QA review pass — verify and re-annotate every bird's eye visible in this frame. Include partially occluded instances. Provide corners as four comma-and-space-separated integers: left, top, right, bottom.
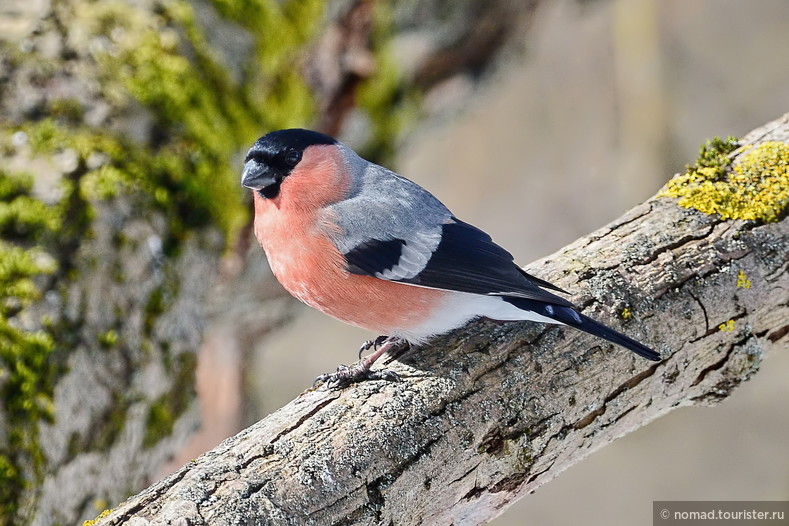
284, 150, 301, 167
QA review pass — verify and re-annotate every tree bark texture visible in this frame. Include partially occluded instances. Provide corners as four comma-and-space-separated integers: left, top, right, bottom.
93, 116, 789, 525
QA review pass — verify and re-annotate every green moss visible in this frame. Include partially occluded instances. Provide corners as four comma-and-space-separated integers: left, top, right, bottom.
93, 401, 128, 452
662, 138, 789, 222
514, 445, 534, 473
98, 329, 118, 349
0, 196, 60, 241
0, 164, 61, 523
0, 454, 25, 522
0, 171, 61, 242
356, 3, 422, 163
143, 287, 165, 336
211, 0, 325, 77
171, 352, 197, 413
0, 244, 55, 312
142, 399, 175, 449
82, 0, 327, 240
48, 98, 85, 123
23, 120, 222, 239
142, 352, 196, 448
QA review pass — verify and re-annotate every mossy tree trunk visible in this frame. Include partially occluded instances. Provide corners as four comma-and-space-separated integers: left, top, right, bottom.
89, 115, 789, 525
0, 1, 542, 524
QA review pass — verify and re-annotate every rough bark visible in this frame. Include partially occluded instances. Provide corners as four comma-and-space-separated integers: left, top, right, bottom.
93, 117, 789, 525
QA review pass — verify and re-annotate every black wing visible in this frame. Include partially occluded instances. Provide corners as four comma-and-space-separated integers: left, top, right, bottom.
345, 238, 406, 276
344, 217, 574, 307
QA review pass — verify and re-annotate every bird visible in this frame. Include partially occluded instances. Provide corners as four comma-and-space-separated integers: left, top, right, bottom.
241, 128, 660, 387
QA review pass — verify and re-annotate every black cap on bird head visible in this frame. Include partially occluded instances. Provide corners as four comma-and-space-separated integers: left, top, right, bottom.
241, 129, 338, 198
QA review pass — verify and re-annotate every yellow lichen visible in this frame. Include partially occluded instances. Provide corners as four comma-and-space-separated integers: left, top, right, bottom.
736, 270, 751, 289
718, 319, 735, 332
82, 508, 111, 526
662, 140, 789, 222
621, 307, 632, 320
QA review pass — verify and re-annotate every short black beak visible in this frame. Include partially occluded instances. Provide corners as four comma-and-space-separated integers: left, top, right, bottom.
241, 159, 277, 191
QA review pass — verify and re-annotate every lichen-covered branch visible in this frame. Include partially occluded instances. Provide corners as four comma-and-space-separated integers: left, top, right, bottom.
92, 116, 789, 525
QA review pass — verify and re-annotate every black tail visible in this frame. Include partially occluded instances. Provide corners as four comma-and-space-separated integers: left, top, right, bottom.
506, 299, 660, 361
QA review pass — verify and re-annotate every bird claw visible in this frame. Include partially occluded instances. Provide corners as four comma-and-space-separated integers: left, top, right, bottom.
313, 363, 401, 390
358, 335, 388, 359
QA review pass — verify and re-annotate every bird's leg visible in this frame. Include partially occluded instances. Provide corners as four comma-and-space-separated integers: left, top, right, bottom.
358, 335, 388, 359
315, 336, 408, 389
382, 339, 412, 364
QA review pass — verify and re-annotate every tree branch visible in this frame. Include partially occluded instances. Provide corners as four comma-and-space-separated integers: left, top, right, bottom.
95, 115, 789, 525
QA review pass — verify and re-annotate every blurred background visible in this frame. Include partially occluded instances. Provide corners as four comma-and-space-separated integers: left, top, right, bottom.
1, 0, 787, 524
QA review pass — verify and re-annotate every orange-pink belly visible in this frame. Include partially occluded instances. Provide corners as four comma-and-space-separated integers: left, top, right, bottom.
256, 204, 444, 335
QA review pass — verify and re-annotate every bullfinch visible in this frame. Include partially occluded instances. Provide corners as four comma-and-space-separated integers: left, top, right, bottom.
242, 129, 660, 387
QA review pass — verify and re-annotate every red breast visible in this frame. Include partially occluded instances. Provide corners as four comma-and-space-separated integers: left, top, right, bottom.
253, 145, 445, 335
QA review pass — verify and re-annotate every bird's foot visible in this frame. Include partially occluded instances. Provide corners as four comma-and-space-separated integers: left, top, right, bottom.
313, 363, 401, 390
315, 336, 407, 389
